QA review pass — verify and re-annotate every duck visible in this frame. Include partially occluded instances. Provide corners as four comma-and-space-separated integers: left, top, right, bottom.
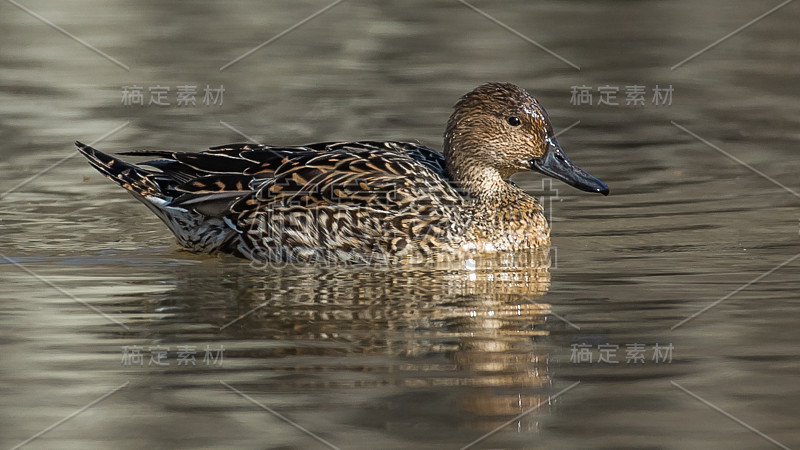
77, 82, 608, 264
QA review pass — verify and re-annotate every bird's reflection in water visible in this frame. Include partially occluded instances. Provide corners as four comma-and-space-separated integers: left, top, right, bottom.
168, 249, 556, 433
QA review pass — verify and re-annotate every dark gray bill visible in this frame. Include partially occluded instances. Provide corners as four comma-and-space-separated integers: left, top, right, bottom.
531, 137, 609, 195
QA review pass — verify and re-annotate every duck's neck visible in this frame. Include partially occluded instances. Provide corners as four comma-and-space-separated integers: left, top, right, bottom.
444, 138, 513, 200
443, 141, 548, 248
450, 164, 518, 204
444, 145, 542, 220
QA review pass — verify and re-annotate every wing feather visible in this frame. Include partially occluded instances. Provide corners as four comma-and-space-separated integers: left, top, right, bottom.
115, 141, 457, 225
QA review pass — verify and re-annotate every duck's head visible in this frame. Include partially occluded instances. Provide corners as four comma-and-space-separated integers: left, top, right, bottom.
444, 82, 609, 196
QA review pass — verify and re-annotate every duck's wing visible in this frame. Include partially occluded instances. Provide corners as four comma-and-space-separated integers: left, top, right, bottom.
121, 141, 456, 219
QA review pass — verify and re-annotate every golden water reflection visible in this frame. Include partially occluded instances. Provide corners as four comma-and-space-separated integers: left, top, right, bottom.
169, 251, 556, 430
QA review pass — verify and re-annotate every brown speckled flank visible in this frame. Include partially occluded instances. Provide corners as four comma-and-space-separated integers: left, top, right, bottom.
77, 83, 609, 264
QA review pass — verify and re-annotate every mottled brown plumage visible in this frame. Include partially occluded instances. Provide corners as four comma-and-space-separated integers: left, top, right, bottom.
76, 83, 608, 264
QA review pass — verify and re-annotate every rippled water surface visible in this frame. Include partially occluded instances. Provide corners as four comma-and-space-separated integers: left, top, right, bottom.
2, 1, 799, 449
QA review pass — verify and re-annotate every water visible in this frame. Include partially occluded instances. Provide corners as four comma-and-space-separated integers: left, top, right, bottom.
2, 1, 799, 448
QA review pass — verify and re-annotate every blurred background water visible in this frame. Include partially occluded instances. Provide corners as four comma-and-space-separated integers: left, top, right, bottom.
1, 0, 799, 448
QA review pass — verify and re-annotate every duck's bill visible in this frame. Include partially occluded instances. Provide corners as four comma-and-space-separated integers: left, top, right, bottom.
531, 137, 609, 195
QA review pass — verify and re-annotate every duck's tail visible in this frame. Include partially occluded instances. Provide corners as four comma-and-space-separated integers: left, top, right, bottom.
76, 141, 165, 200
76, 141, 239, 253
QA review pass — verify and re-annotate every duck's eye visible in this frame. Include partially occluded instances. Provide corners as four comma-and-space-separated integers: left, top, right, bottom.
506, 116, 521, 126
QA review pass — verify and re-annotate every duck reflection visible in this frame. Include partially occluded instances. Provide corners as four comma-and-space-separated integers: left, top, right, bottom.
165, 249, 556, 433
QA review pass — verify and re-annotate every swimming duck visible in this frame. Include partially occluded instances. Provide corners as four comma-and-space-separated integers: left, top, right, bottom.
77, 82, 608, 264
